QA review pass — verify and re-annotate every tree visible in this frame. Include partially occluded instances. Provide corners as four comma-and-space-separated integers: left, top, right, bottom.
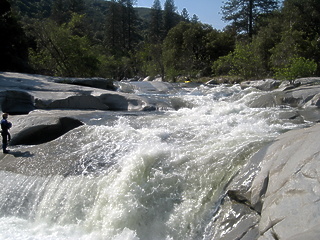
191, 14, 199, 23
0, 0, 30, 72
104, 0, 140, 56
29, 14, 100, 77
273, 56, 317, 83
181, 8, 190, 22
136, 43, 165, 79
148, 0, 163, 43
163, 0, 178, 36
104, 0, 122, 55
221, 0, 279, 38
163, 22, 225, 79
119, 0, 140, 52
51, 0, 66, 24
10, 0, 52, 19
282, 0, 320, 37
279, 0, 320, 72
51, 0, 85, 24
212, 41, 265, 79
251, 11, 283, 73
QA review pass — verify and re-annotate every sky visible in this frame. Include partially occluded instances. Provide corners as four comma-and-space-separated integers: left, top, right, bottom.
136, 0, 226, 30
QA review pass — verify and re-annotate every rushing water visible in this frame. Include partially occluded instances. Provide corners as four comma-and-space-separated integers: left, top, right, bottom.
0, 84, 306, 240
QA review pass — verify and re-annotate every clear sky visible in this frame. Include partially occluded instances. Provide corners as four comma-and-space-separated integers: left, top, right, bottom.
136, 0, 226, 30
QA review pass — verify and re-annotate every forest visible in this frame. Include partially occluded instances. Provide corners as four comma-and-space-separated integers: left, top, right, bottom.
1, 0, 320, 82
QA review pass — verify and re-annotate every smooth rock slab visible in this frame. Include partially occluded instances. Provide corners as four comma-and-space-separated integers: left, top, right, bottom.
217, 124, 320, 240
256, 124, 320, 239
0, 72, 155, 112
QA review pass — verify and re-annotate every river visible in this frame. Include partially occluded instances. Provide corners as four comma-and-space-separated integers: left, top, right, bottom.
0, 83, 306, 240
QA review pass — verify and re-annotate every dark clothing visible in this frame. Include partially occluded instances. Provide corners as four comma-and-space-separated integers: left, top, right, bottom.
1, 119, 11, 153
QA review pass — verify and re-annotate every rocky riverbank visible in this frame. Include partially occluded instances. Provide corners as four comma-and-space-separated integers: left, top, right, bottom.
210, 123, 320, 240
1, 72, 320, 239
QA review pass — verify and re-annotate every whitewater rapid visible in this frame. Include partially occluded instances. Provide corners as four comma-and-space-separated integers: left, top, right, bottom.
0, 84, 306, 240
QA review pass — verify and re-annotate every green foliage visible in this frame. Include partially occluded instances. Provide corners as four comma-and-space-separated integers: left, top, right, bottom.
213, 41, 265, 80
163, 0, 178, 35
9, 0, 52, 19
136, 43, 164, 79
273, 56, 317, 83
252, 11, 283, 72
221, 0, 279, 37
163, 22, 234, 80
6, 0, 320, 81
148, 0, 163, 43
29, 14, 100, 77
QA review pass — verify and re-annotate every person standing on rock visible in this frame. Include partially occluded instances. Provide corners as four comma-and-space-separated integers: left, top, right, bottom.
1, 113, 12, 154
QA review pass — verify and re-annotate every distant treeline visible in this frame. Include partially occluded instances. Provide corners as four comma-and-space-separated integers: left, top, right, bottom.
1, 0, 319, 81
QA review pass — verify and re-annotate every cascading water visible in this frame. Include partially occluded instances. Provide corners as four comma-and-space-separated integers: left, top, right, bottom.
0, 84, 307, 240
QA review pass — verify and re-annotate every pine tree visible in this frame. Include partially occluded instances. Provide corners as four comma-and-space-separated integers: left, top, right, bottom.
148, 0, 163, 43
222, 0, 279, 38
105, 0, 122, 54
181, 8, 190, 22
191, 14, 199, 23
163, 0, 178, 36
119, 0, 140, 52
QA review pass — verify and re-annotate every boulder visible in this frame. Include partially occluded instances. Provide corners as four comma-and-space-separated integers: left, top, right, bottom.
10, 117, 83, 145
98, 92, 151, 111
214, 124, 320, 240
240, 79, 281, 91
256, 125, 320, 239
298, 108, 320, 123
36, 95, 109, 110
282, 85, 320, 107
304, 93, 320, 108
246, 84, 320, 114
246, 91, 285, 108
0, 90, 35, 114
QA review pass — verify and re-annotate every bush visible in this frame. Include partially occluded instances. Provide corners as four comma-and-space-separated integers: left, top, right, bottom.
212, 41, 265, 80
273, 56, 317, 84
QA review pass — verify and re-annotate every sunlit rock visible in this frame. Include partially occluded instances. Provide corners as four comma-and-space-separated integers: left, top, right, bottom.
256, 124, 320, 239
240, 79, 281, 91
36, 95, 109, 110
218, 124, 320, 240
0, 72, 155, 112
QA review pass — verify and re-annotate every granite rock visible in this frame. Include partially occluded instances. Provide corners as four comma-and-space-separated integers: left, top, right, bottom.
216, 124, 320, 240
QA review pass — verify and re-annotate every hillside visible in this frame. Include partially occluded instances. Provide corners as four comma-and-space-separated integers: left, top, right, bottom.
10, 0, 172, 32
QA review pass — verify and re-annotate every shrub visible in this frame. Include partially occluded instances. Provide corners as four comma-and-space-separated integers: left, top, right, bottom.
273, 56, 317, 84
212, 41, 265, 80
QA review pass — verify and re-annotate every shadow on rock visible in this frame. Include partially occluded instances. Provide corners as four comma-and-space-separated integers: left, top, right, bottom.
10, 117, 83, 145
7, 151, 34, 158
